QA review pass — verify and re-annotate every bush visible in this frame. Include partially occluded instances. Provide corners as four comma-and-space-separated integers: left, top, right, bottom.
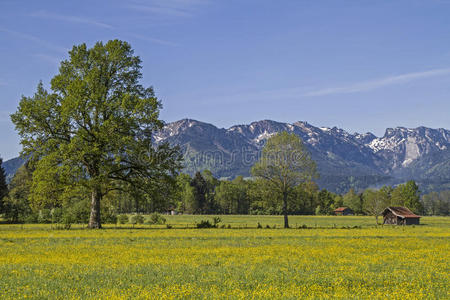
212, 217, 221, 226
196, 217, 222, 228
130, 214, 145, 225
103, 212, 117, 224
48, 207, 73, 230
2, 190, 32, 224
38, 209, 52, 223
196, 219, 215, 228
101, 204, 117, 224
118, 214, 129, 224
51, 208, 63, 224
257, 222, 263, 229
315, 206, 322, 215
64, 201, 90, 224
60, 213, 73, 230
148, 213, 166, 225
49, 199, 90, 226
24, 213, 38, 224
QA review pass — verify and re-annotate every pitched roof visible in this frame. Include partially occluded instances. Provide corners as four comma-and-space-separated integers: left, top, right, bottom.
383, 206, 421, 218
334, 207, 350, 212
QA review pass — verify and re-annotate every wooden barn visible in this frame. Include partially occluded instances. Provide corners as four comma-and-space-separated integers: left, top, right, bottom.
382, 207, 421, 225
334, 207, 354, 216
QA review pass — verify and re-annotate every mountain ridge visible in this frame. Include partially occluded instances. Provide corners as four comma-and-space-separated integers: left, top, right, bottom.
4, 119, 450, 193
153, 119, 450, 193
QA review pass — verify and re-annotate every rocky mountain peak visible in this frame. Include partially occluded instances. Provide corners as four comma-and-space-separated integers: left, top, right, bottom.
5, 119, 449, 193
354, 132, 377, 145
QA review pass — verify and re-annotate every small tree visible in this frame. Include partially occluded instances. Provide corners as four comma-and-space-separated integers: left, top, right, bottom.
343, 188, 363, 214
3, 164, 33, 223
251, 132, 317, 228
190, 172, 208, 214
0, 158, 8, 214
316, 189, 335, 215
363, 188, 390, 225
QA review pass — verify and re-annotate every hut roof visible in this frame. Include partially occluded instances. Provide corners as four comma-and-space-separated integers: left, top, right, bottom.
382, 207, 420, 218
334, 207, 350, 212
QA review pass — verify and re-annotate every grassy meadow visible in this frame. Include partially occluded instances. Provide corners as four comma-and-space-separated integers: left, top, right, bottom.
0, 216, 448, 299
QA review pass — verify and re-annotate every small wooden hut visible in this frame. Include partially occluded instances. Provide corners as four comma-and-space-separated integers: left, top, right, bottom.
382, 207, 420, 225
334, 207, 354, 216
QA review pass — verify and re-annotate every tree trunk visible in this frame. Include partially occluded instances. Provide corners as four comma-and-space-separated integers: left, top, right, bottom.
375, 214, 379, 225
283, 192, 289, 228
88, 187, 102, 229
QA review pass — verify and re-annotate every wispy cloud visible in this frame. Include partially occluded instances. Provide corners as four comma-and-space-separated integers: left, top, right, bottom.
127, 0, 208, 17
129, 33, 179, 47
29, 10, 113, 29
0, 27, 67, 53
32, 53, 62, 65
304, 68, 450, 97
198, 67, 450, 105
128, 4, 192, 17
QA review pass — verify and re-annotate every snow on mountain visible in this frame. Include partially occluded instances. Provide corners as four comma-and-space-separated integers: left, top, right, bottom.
363, 126, 450, 169
155, 119, 450, 173
5, 119, 450, 193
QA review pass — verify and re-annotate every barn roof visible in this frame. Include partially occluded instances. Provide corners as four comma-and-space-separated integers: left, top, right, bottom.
382, 207, 421, 218
334, 207, 350, 212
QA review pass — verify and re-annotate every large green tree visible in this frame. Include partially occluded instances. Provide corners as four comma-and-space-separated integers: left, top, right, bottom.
11, 40, 182, 228
251, 132, 318, 228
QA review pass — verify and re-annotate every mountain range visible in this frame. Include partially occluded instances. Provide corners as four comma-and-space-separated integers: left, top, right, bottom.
152, 119, 450, 193
4, 119, 450, 194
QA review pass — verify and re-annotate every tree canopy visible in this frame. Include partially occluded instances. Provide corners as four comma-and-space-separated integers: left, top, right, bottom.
2, 164, 32, 223
251, 132, 318, 228
11, 40, 182, 228
363, 187, 391, 224
391, 180, 423, 214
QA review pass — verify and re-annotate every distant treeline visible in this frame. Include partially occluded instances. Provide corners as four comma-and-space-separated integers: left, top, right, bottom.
1, 162, 447, 225
166, 171, 447, 217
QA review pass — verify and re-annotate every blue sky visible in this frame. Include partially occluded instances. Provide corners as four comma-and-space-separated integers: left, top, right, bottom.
1, 0, 450, 160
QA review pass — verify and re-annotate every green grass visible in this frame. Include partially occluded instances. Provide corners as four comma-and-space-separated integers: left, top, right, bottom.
0, 216, 448, 299
114, 214, 449, 229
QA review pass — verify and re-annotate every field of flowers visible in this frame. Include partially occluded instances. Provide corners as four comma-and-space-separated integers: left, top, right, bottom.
0, 216, 448, 299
